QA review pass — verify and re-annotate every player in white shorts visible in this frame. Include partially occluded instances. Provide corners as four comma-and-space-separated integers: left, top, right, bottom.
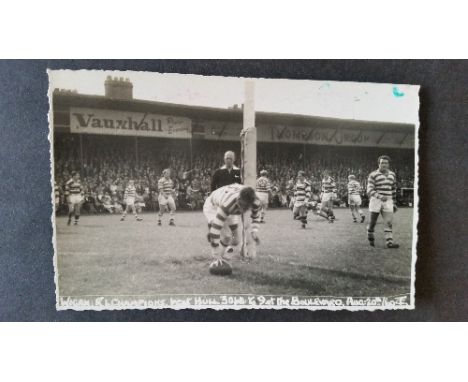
366, 155, 399, 248
65, 172, 84, 226
292, 171, 311, 229
204, 184, 261, 265
157, 169, 176, 226
256, 170, 271, 223
120, 179, 143, 221
318, 171, 337, 223
347, 175, 365, 223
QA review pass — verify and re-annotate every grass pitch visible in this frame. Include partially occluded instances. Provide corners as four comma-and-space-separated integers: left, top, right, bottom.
55, 207, 414, 300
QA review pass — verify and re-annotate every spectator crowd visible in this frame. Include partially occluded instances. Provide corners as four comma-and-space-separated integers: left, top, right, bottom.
54, 136, 415, 214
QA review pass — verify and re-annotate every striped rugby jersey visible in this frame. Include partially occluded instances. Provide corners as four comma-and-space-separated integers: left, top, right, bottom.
256, 176, 271, 193
208, 184, 261, 247
158, 177, 174, 196
347, 180, 362, 195
54, 183, 60, 198
124, 185, 137, 199
367, 170, 396, 201
294, 180, 311, 202
321, 177, 337, 193
65, 179, 82, 195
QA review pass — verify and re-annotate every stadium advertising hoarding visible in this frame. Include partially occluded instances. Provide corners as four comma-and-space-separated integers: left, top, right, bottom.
263, 125, 414, 148
203, 120, 414, 149
69, 107, 192, 139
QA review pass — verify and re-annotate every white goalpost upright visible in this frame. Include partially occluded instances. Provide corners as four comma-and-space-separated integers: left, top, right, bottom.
240, 80, 257, 259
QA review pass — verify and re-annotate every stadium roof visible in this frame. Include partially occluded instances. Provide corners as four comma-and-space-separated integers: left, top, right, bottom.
53, 91, 415, 133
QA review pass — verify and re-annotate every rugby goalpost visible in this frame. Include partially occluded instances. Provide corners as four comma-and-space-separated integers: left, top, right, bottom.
240, 80, 257, 259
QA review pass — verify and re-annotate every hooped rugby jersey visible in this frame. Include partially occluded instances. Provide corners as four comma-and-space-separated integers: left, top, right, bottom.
294, 180, 311, 202
124, 184, 137, 200
208, 184, 261, 247
65, 178, 83, 196
158, 177, 174, 196
256, 176, 271, 193
54, 183, 60, 199
367, 170, 396, 202
347, 180, 362, 195
321, 177, 337, 194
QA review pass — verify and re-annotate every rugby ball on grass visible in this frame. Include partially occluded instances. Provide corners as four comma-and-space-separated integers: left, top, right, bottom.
209, 260, 232, 276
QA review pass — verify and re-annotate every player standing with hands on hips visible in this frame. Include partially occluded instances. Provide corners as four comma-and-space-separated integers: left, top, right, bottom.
120, 179, 143, 222
157, 169, 176, 226
366, 155, 399, 248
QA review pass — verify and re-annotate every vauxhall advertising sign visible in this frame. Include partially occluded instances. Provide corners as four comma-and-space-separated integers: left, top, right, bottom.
69, 107, 192, 139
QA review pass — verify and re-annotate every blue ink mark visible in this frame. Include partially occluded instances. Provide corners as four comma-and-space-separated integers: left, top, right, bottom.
392, 86, 405, 97
319, 82, 331, 90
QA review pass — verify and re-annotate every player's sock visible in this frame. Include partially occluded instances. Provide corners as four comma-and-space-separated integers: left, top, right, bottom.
358, 209, 365, 223
367, 227, 375, 246
367, 212, 379, 246
220, 240, 234, 258
206, 223, 212, 242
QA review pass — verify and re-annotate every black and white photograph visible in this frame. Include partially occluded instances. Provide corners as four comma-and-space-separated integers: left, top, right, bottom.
49, 69, 419, 310
2, 0, 468, 379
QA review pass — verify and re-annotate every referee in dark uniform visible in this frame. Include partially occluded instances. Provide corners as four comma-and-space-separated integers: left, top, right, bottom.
211, 151, 242, 191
